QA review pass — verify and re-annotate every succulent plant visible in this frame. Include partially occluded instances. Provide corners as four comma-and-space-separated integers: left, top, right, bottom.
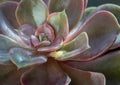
0, 0, 120, 85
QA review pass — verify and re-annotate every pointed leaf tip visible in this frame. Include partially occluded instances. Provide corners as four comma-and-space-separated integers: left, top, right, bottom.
16, 0, 48, 27
49, 0, 85, 30
48, 10, 69, 38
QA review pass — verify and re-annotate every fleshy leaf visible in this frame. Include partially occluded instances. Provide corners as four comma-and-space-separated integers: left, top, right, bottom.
48, 0, 84, 30
9, 48, 47, 68
0, 2, 26, 46
0, 63, 16, 79
16, 0, 48, 27
0, 35, 19, 78
21, 59, 71, 85
66, 10, 120, 61
89, 4, 120, 24
37, 35, 63, 52
0, 1, 19, 29
18, 24, 35, 46
66, 50, 120, 80
48, 10, 69, 38
0, 68, 27, 85
110, 33, 120, 49
21, 64, 48, 85
46, 59, 71, 85
61, 64, 106, 85
35, 23, 55, 42
0, 34, 19, 63
69, 7, 96, 37
50, 32, 90, 61
0, 34, 19, 51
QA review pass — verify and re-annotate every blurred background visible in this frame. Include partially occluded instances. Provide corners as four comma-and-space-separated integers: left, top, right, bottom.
0, 0, 120, 6
88, 0, 120, 6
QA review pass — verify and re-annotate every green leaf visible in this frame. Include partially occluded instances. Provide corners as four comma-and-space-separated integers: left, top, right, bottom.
9, 48, 47, 69
49, 0, 84, 30
48, 10, 69, 37
16, 0, 48, 27
50, 32, 90, 61
0, 34, 20, 63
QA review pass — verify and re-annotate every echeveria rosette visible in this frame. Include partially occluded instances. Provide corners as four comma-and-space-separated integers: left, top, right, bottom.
0, 0, 120, 85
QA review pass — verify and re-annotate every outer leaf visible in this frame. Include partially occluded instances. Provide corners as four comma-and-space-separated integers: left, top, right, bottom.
66, 11, 120, 61
61, 63, 106, 85
89, 4, 120, 24
16, 0, 48, 27
0, 34, 20, 63
48, 11, 69, 38
0, 68, 27, 85
64, 7, 96, 42
50, 32, 90, 61
0, 2, 26, 46
48, 0, 84, 30
66, 50, 120, 80
46, 59, 71, 85
21, 64, 48, 85
0, 1, 19, 28
9, 48, 47, 68
21, 59, 71, 85
0, 63, 16, 80
0, 34, 19, 51
110, 33, 120, 49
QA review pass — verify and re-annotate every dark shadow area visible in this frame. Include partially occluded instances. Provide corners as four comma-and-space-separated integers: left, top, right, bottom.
88, 0, 120, 7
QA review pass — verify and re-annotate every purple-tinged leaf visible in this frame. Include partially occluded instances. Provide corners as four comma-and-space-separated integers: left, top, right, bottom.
61, 63, 106, 85
16, 0, 48, 27
0, 1, 19, 29
48, 0, 84, 30
21, 59, 71, 85
110, 33, 120, 49
66, 50, 120, 80
50, 32, 90, 61
0, 2, 27, 46
66, 7, 96, 38
18, 24, 35, 47
48, 11, 69, 38
21, 64, 48, 85
30, 35, 40, 47
66, 11, 120, 61
89, 4, 120, 24
9, 48, 47, 69
43, 0, 49, 5
0, 67, 28, 85
37, 36, 63, 52
46, 59, 71, 85
35, 23, 55, 42
90, 4, 120, 49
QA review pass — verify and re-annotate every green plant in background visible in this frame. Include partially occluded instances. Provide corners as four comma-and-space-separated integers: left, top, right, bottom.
0, 0, 120, 85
